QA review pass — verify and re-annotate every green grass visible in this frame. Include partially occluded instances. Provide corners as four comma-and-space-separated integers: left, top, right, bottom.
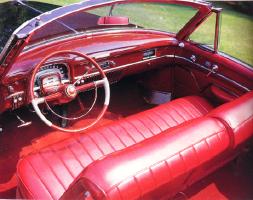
28, 1, 253, 66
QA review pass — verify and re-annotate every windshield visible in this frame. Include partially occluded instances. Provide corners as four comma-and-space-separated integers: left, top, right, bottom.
0, 1, 59, 54
0, 1, 198, 57
26, 2, 198, 48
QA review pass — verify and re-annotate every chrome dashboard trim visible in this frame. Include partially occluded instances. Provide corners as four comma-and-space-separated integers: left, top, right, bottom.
5, 91, 25, 100
34, 63, 70, 92
74, 54, 175, 80
32, 54, 249, 93
174, 55, 250, 92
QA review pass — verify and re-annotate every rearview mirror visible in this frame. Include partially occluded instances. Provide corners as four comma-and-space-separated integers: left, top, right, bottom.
97, 16, 129, 25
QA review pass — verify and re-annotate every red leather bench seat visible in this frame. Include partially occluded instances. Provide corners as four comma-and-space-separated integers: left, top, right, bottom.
68, 91, 253, 200
17, 96, 212, 200
66, 91, 253, 200
76, 117, 230, 200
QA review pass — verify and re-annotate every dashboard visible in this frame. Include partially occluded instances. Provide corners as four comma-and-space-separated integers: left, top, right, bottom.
0, 31, 178, 113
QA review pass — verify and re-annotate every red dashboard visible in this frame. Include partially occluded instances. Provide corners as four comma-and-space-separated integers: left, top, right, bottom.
0, 30, 178, 113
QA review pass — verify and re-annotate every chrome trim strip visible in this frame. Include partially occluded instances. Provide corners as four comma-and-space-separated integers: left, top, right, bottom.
5, 91, 25, 100
175, 56, 250, 92
74, 55, 175, 80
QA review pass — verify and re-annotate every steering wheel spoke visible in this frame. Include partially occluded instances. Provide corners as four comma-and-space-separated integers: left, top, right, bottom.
76, 79, 106, 93
45, 92, 63, 102
76, 82, 96, 93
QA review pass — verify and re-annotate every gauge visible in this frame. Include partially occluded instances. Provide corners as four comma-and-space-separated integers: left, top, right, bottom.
38, 63, 69, 80
34, 63, 70, 91
40, 73, 61, 95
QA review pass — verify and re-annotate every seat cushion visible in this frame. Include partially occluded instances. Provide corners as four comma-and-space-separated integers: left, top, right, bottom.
17, 96, 213, 200
74, 117, 230, 200
209, 91, 253, 148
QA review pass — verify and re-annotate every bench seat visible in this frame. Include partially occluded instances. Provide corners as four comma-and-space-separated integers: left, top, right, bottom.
17, 96, 213, 200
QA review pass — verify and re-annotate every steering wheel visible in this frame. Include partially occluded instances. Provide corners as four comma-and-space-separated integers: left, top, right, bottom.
29, 50, 110, 133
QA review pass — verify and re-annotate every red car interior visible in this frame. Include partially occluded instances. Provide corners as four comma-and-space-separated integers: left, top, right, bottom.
0, 0, 253, 199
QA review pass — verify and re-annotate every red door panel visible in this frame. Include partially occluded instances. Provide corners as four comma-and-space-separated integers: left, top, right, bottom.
174, 42, 253, 102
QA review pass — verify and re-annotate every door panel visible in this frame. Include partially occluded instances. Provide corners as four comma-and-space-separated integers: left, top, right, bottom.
174, 42, 253, 102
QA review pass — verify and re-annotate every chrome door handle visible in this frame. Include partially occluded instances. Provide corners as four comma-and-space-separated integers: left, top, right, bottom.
207, 64, 219, 77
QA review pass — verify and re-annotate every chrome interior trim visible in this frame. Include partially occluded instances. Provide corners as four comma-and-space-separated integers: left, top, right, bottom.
74, 55, 175, 80
174, 56, 250, 92
5, 91, 25, 100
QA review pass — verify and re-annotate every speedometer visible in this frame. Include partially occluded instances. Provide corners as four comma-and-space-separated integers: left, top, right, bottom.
40, 73, 61, 94
38, 63, 69, 80
34, 63, 70, 92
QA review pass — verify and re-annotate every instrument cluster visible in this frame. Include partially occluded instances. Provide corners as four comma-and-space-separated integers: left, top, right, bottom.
34, 63, 70, 94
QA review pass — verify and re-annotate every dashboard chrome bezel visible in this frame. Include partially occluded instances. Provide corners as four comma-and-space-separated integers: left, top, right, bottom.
34, 62, 70, 92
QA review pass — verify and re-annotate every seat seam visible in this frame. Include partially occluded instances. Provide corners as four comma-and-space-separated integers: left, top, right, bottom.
39, 152, 67, 190
157, 108, 179, 126
49, 146, 75, 178
86, 133, 107, 156
189, 97, 209, 113
106, 126, 128, 147
179, 152, 188, 171
118, 123, 138, 143
181, 99, 204, 117
66, 145, 86, 169
27, 160, 55, 200
123, 120, 146, 140
133, 175, 143, 198
96, 130, 117, 152
137, 117, 156, 135
152, 109, 172, 128
168, 104, 188, 122
174, 101, 197, 119
144, 113, 163, 132
124, 119, 147, 140
164, 160, 173, 179
74, 137, 95, 161
191, 145, 201, 165
149, 167, 159, 188
135, 118, 154, 136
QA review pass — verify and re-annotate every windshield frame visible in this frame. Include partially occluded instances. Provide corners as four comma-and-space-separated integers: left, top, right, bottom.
0, 0, 212, 68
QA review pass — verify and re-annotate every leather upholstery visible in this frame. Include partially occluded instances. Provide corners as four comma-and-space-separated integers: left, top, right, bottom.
77, 117, 229, 200
64, 91, 253, 200
209, 90, 253, 148
16, 96, 212, 200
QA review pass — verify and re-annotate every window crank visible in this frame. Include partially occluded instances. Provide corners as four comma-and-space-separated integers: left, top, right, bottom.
207, 64, 219, 77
